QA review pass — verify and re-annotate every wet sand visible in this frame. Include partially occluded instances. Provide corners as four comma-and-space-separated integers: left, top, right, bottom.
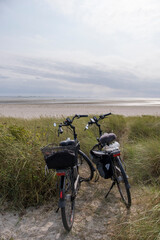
0, 98, 160, 118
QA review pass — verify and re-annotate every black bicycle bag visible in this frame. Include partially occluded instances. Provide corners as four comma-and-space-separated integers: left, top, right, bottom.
41, 144, 78, 170
45, 150, 76, 170
90, 150, 113, 179
97, 155, 113, 179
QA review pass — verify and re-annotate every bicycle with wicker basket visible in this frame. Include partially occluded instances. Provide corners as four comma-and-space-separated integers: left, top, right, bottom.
41, 114, 95, 231
85, 113, 131, 209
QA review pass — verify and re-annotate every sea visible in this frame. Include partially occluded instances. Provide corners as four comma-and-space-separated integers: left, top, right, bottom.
0, 96, 160, 107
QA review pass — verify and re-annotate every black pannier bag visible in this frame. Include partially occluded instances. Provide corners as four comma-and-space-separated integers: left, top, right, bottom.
90, 151, 113, 179
97, 155, 113, 179
41, 144, 77, 170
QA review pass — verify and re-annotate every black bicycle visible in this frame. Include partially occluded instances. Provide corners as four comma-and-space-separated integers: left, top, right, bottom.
85, 113, 131, 208
41, 114, 95, 231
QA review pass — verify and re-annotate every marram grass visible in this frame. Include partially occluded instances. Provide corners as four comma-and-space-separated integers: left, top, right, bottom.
124, 139, 160, 185
0, 115, 160, 209
111, 187, 160, 240
0, 122, 57, 208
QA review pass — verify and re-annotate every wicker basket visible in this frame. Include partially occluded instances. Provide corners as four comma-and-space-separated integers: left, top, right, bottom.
41, 144, 77, 170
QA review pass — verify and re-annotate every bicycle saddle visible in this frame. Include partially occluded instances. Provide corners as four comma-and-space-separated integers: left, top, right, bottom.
99, 133, 117, 146
59, 138, 76, 146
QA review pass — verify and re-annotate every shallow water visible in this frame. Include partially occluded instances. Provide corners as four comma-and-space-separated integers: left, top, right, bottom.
0, 97, 160, 118
0, 97, 160, 106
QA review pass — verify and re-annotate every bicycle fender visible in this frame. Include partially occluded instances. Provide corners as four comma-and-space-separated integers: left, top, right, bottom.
58, 199, 65, 208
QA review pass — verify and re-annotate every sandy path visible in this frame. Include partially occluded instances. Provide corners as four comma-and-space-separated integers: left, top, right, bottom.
0, 180, 132, 240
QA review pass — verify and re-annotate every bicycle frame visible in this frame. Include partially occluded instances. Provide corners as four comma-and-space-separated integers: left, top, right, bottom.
86, 113, 131, 208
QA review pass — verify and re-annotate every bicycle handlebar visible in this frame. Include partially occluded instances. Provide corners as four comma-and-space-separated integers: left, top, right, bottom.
84, 113, 112, 134
57, 114, 88, 138
64, 114, 88, 125
87, 113, 111, 125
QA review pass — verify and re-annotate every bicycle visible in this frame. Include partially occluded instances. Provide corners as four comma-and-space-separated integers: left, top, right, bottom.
85, 113, 131, 208
41, 114, 95, 231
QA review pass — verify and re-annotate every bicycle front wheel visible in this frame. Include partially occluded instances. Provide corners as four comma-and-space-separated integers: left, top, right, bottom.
61, 172, 75, 231
78, 150, 94, 182
113, 156, 131, 208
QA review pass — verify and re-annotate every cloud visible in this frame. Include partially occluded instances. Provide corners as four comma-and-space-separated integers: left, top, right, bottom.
0, 1, 160, 98
0, 53, 160, 98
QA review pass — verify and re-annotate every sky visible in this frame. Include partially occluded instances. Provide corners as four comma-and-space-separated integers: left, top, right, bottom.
0, 0, 160, 98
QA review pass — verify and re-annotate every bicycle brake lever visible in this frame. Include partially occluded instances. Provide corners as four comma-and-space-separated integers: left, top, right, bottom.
84, 124, 89, 130
58, 126, 63, 136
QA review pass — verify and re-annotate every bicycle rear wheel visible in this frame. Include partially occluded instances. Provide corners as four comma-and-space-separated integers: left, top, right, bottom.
78, 150, 94, 182
61, 172, 75, 231
113, 156, 131, 208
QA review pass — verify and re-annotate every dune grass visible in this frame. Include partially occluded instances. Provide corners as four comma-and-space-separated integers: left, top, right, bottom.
0, 115, 159, 205
0, 115, 160, 239
0, 119, 57, 208
112, 186, 160, 240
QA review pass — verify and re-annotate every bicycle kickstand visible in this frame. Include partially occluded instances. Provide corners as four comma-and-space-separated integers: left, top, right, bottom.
55, 207, 59, 213
105, 181, 116, 199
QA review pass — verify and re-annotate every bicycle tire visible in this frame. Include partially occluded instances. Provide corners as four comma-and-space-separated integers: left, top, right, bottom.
61, 173, 75, 231
78, 150, 94, 182
113, 156, 131, 208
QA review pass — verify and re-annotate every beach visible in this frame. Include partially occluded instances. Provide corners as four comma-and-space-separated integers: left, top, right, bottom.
0, 98, 160, 118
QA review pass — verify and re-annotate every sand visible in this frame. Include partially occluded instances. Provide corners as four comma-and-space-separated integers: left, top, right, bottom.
0, 181, 135, 240
0, 98, 160, 118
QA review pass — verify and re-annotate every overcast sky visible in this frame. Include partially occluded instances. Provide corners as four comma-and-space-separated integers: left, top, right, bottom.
0, 0, 160, 98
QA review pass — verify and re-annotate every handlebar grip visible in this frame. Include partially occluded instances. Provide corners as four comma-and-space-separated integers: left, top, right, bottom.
77, 115, 88, 118
80, 115, 88, 117
104, 112, 111, 117
100, 112, 111, 119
